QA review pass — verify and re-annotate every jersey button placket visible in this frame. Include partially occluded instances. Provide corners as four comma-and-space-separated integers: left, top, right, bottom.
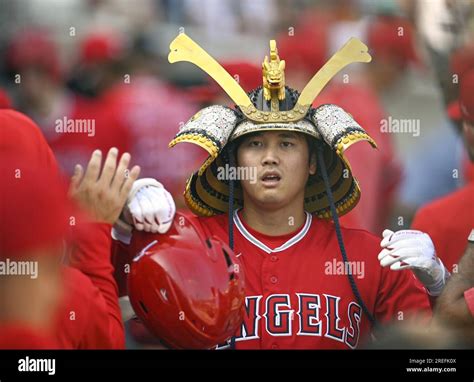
262, 251, 278, 293
269, 254, 278, 285
262, 252, 280, 349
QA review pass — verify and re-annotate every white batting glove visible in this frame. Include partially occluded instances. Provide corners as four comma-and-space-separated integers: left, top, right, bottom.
378, 229, 450, 296
112, 178, 176, 244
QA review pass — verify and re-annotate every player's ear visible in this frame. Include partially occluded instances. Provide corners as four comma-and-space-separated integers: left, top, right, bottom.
305, 135, 317, 175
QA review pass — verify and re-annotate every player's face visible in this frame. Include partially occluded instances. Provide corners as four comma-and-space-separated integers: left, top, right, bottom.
236, 131, 316, 210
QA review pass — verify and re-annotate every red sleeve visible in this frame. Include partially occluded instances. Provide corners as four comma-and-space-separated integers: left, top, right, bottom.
67, 222, 124, 348
375, 263, 432, 323
0, 325, 58, 349
77, 274, 124, 349
464, 287, 474, 317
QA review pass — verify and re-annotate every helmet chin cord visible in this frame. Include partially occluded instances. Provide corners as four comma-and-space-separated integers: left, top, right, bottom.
316, 142, 376, 327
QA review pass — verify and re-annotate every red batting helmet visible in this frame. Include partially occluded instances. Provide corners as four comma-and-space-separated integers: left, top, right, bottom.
128, 213, 245, 349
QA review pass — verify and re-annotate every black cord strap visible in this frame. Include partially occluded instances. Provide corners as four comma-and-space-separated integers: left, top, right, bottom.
316, 143, 376, 327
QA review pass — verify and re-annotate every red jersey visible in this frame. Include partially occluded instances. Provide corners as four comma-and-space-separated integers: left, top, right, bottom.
1, 109, 124, 349
411, 183, 474, 273
0, 325, 58, 349
119, 210, 431, 349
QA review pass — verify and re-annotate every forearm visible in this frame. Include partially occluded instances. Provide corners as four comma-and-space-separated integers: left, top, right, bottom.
435, 243, 474, 326
457, 243, 474, 283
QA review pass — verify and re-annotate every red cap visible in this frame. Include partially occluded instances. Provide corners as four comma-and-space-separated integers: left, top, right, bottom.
80, 33, 124, 65
367, 16, 419, 68
6, 29, 61, 81
0, 110, 72, 257
448, 46, 474, 121
188, 61, 261, 104
278, 22, 328, 75
460, 68, 474, 123
276, 9, 330, 76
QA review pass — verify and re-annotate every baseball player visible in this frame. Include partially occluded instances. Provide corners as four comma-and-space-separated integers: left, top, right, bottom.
0, 109, 153, 348
113, 34, 431, 349
410, 68, 474, 274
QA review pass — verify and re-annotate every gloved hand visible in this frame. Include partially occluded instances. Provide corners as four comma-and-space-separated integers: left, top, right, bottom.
378, 229, 450, 296
112, 178, 176, 244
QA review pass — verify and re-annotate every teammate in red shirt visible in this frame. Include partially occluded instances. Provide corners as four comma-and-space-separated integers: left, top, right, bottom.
113, 34, 432, 349
411, 184, 474, 274
412, 69, 474, 273
1, 109, 141, 348
382, 68, 474, 281
377, 66, 474, 307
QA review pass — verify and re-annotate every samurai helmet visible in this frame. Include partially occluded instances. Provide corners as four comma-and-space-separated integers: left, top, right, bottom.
168, 33, 377, 219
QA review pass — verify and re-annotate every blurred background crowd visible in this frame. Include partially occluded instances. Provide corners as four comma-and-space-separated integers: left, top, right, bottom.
0, 0, 473, 236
